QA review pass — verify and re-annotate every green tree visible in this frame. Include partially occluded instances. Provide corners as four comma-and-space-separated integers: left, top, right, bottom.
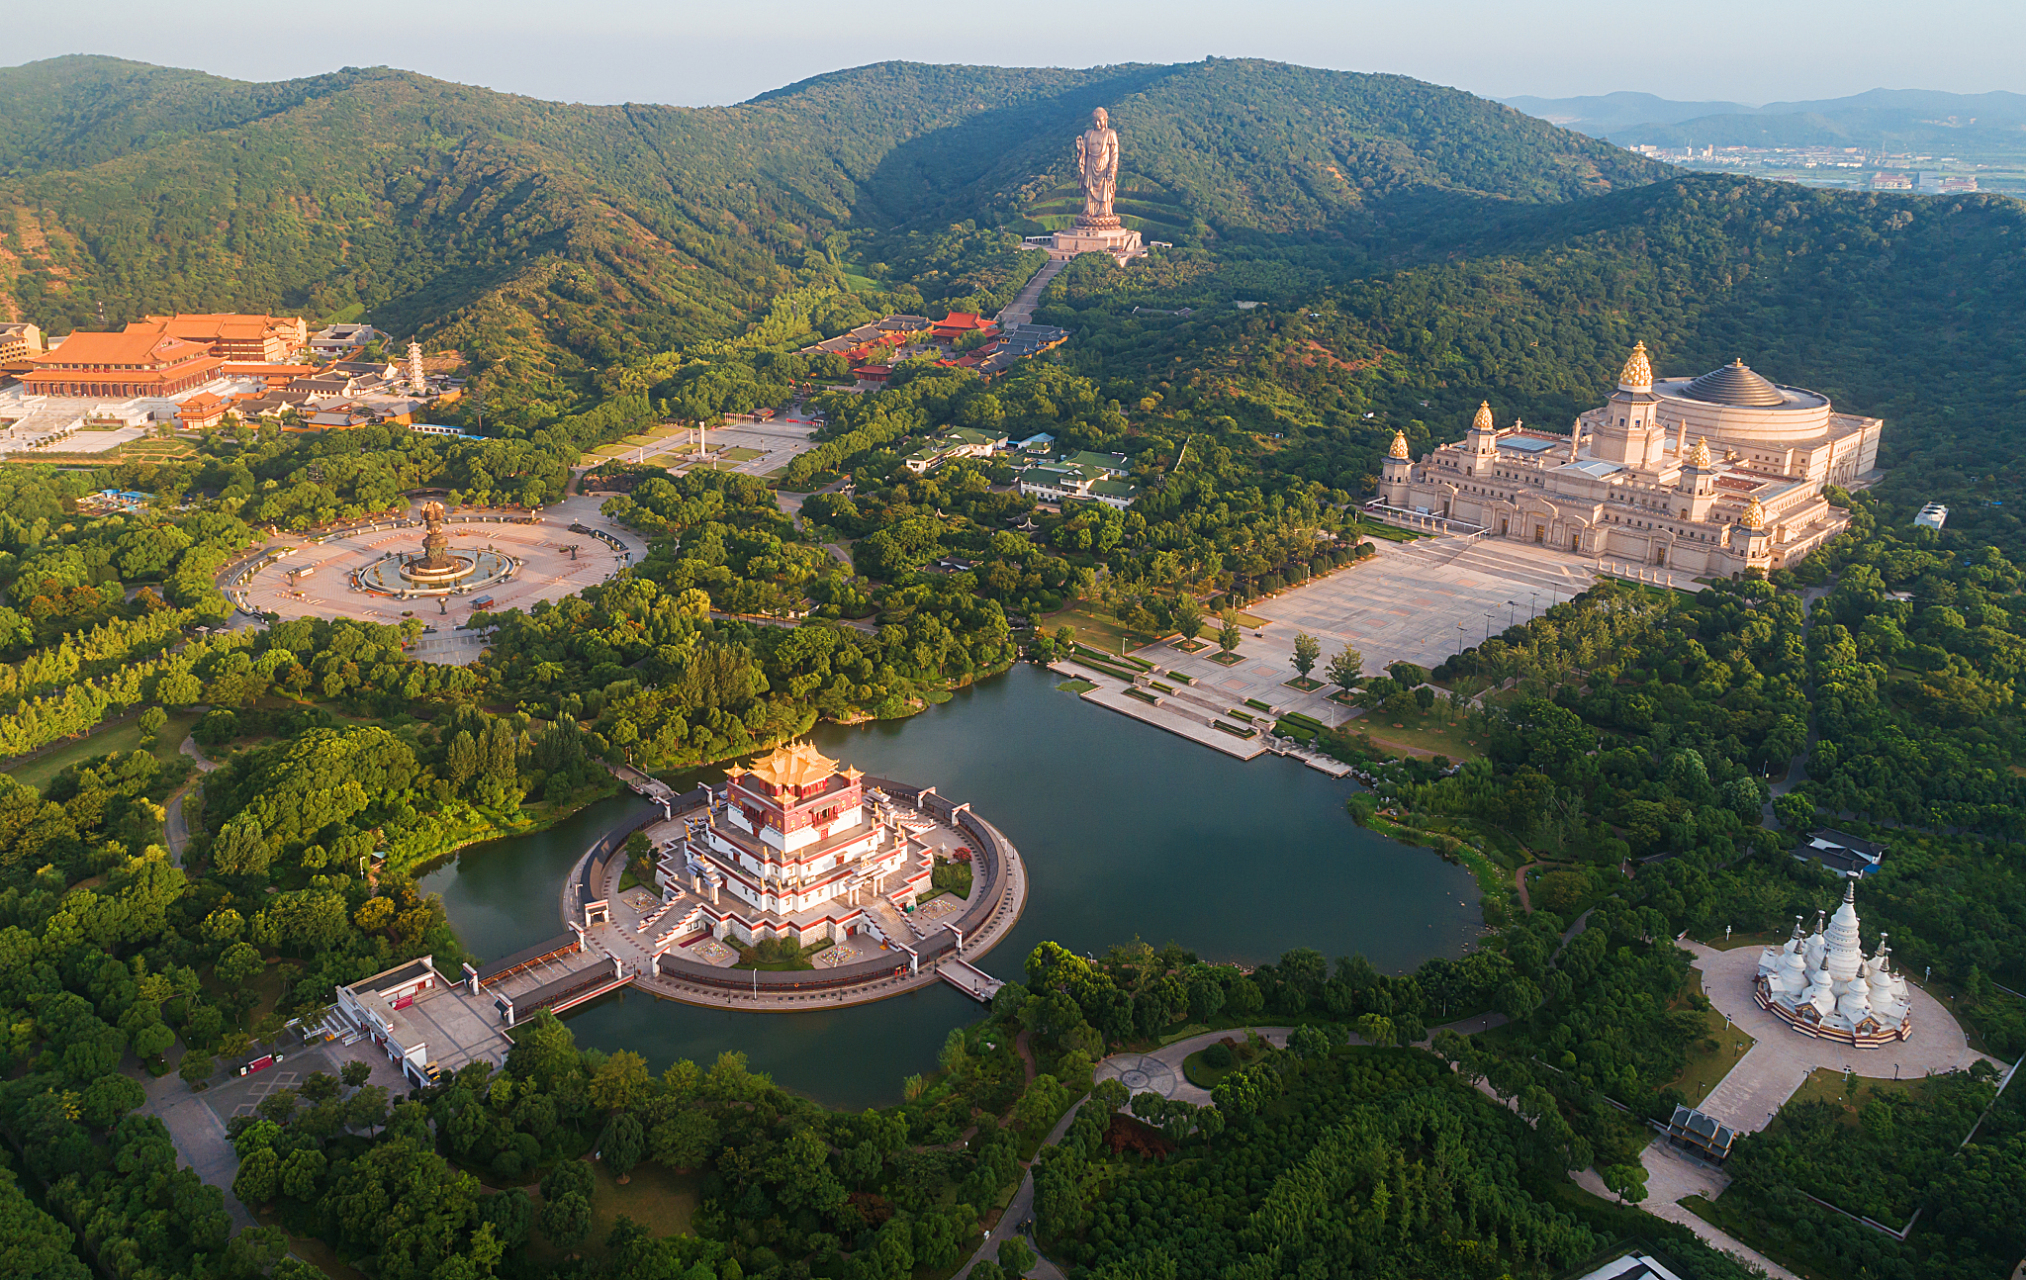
234, 1146, 280, 1206
602, 1112, 646, 1183
179, 1049, 215, 1089
217, 941, 265, 988
138, 705, 167, 744
998, 1236, 1037, 1277
1290, 632, 1321, 680
1324, 645, 1363, 691
1217, 610, 1243, 655
1173, 596, 1205, 642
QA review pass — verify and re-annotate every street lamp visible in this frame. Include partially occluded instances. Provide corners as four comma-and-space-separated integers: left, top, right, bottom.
1506, 599, 1517, 627
1530, 591, 1538, 618
1484, 612, 1494, 643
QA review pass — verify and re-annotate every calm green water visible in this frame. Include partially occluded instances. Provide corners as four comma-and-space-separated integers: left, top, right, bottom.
421, 663, 1481, 1108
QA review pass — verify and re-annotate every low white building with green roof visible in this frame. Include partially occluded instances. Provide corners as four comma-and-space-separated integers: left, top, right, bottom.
903, 425, 1009, 474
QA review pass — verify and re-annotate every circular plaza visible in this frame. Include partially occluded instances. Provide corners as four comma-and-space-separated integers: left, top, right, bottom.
562, 745, 1029, 1011
229, 493, 635, 637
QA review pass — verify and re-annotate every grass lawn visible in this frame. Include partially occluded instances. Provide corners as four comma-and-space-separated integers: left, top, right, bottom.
1055, 678, 1097, 694
1679, 1195, 1840, 1280
1785, 1065, 1924, 1118
11, 708, 203, 794
1282, 676, 1324, 692
1208, 651, 1245, 666
1665, 972, 1756, 1108
586, 1160, 699, 1246
1694, 928, 1787, 951
1182, 1047, 1237, 1090
1342, 710, 1484, 761
1040, 603, 1157, 655
721, 446, 766, 461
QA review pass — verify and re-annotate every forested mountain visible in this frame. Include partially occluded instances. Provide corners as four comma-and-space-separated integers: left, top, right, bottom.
0, 55, 1662, 414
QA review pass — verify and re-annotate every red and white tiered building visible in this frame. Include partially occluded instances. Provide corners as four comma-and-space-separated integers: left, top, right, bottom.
664, 742, 931, 946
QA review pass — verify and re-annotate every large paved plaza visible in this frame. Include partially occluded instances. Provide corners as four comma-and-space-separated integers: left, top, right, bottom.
1248, 535, 1627, 677
606, 413, 822, 479
238, 491, 635, 654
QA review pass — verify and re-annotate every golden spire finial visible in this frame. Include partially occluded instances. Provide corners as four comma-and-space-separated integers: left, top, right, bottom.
1618, 340, 1653, 389
1388, 429, 1409, 459
1472, 401, 1494, 431
1740, 496, 1768, 531
1688, 436, 1711, 468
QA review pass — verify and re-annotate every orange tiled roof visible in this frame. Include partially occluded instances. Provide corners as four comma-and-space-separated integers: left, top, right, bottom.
32, 328, 210, 368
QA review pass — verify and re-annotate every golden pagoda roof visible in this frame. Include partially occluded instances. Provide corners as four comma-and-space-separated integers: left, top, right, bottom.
1688, 436, 1712, 468
1388, 429, 1410, 459
1471, 401, 1494, 431
1618, 340, 1653, 389
725, 741, 854, 790
1740, 496, 1768, 531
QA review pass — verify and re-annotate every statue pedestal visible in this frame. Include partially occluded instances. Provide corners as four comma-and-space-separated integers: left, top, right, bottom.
1049, 225, 1145, 264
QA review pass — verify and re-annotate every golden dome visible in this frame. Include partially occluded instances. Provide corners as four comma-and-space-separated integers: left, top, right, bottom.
1388, 430, 1410, 459
1688, 436, 1711, 468
1471, 401, 1494, 431
1618, 341, 1653, 390
1740, 496, 1768, 531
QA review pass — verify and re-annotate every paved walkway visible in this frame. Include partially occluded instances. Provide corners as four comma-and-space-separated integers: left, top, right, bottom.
164, 734, 220, 868
1579, 1142, 1802, 1280
994, 260, 1066, 330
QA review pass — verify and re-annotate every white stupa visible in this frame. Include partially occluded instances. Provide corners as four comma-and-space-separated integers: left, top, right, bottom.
1755, 878, 1912, 1045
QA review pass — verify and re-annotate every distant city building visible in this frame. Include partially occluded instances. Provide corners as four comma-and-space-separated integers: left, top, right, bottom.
1919, 172, 1978, 193
1377, 343, 1882, 577
1914, 502, 1949, 530
1870, 171, 1914, 190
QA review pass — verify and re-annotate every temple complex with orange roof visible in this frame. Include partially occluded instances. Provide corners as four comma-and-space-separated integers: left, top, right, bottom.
19, 327, 226, 398
1374, 342, 1883, 577
662, 742, 932, 947
142, 312, 308, 363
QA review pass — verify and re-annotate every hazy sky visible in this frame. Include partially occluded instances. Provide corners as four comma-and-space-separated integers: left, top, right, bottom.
19, 0, 2025, 106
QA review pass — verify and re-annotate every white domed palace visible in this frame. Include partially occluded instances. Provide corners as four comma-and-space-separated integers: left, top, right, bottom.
1755, 880, 1913, 1046
1374, 342, 1883, 577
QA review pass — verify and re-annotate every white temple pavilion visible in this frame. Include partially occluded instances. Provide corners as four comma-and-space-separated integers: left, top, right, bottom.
1755, 879, 1912, 1046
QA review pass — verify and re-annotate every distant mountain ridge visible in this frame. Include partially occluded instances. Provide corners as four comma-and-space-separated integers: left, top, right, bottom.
1503, 86, 2026, 151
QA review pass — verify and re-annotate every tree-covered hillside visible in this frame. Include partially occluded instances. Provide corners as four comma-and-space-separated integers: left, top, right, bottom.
0, 55, 1664, 415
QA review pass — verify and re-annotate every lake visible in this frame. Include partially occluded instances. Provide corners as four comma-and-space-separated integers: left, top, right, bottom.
420, 662, 1482, 1107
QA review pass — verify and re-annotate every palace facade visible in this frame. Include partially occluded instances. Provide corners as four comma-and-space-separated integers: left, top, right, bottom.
666, 742, 932, 946
1376, 343, 1883, 576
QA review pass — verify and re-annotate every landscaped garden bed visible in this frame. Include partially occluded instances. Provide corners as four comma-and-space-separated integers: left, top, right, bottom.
1209, 651, 1245, 666
1124, 687, 1161, 705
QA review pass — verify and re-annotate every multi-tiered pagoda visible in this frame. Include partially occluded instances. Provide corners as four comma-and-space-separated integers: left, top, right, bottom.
670, 742, 930, 946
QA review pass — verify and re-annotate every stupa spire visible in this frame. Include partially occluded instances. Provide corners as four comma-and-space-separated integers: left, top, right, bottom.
1618, 340, 1653, 390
